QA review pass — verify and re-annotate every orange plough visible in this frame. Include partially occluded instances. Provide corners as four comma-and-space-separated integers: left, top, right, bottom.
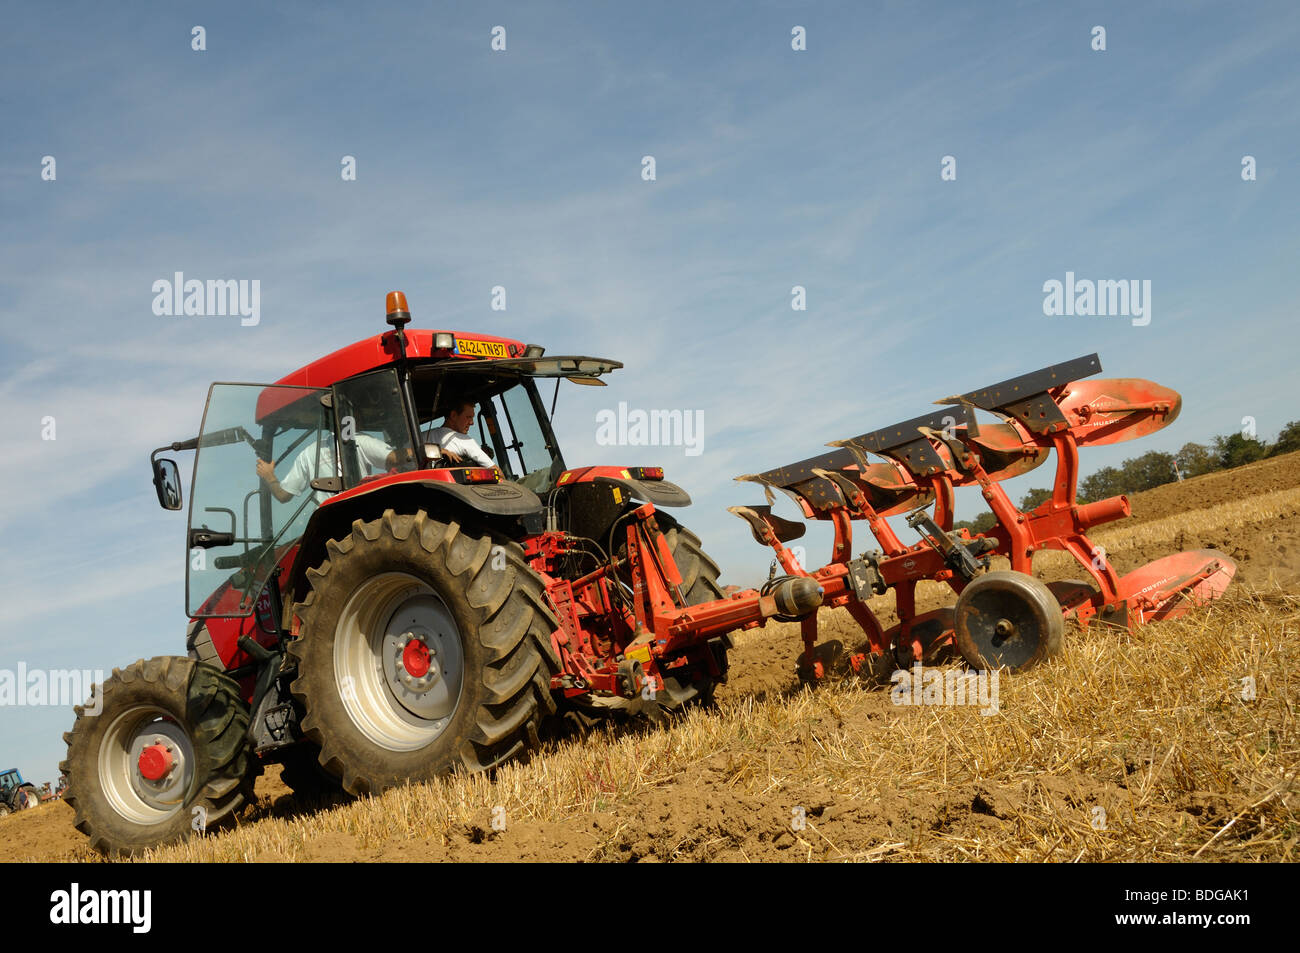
734, 354, 1235, 676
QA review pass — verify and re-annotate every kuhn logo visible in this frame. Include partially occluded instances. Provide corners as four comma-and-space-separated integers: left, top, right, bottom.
1076, 394, 1143, 429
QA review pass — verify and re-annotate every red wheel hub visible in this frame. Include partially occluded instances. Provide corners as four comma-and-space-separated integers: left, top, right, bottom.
402, 638, 431, 678
137, 743, 173, 781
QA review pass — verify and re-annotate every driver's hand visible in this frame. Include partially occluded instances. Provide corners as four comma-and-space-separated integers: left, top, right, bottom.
255, 458, 277, 483
441, 449, 464, 465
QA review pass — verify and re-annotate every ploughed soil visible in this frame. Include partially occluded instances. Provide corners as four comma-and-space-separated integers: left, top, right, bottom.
1116, 452, 1299, 526
0, 800, 81, 860
6, 452, 1297, 862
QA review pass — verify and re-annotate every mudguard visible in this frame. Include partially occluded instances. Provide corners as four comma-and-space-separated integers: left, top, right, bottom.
592, 475, 691, 508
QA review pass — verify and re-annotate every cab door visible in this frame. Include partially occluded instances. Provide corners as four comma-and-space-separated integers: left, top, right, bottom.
186, 383, 330, 618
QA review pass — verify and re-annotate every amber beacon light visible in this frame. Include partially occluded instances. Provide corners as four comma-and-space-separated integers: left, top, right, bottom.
385, 290, 411, 329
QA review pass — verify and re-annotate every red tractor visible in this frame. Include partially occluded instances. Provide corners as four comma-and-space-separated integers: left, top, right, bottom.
62, 292, 822, 855
62, 293, 1234, 855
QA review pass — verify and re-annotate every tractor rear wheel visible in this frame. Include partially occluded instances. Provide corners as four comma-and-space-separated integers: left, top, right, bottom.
60, 656, 256, 856
288, 510, 561, 797
662, 517, 726, 604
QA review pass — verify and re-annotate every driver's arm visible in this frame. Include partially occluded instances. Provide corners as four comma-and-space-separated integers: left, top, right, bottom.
422, 427, 492, 468
256, 458, 295, 503
447, 434, 493, 468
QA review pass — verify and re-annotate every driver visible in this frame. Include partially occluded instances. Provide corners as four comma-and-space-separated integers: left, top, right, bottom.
256, 432, 396, 503
424, 400, 493, 467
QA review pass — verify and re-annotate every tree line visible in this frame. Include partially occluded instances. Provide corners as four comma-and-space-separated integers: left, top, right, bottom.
953, 420, 1300, 533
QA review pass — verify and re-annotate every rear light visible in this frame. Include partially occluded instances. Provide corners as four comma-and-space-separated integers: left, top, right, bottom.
630, 466, 664, 481
433, 332, 455, 351
454, 467, 501, 485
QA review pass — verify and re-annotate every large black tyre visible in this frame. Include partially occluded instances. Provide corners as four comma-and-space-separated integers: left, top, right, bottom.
288, 509, 561, 796
661, 517, 726, 604
60, 656, 256, 856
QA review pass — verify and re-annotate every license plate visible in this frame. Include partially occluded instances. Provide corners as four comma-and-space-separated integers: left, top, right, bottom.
456, 338, 509, 358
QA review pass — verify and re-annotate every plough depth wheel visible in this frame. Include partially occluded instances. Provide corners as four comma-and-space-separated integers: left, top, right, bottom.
954, 571, 1064, 671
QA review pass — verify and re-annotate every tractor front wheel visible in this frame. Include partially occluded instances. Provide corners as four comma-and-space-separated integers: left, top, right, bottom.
60, 656, 256, 856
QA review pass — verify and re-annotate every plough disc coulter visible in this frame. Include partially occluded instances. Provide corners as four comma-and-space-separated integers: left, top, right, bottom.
733, 353, 1235, 677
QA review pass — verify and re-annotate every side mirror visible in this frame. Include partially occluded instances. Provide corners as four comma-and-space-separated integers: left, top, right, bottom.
153, 458, 183, 510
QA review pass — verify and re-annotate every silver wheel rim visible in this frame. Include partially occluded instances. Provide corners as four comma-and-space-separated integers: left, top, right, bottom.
334, 572, 465, 752
98, 706, 195, 824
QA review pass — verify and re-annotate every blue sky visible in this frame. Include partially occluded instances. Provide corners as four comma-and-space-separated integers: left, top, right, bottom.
2, 1, 1297, 784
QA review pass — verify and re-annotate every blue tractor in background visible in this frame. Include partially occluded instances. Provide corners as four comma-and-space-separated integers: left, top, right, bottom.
0, 769, 41, 816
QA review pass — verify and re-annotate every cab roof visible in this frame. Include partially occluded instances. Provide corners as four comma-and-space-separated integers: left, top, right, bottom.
271, 329, 528, 389
254, 329, 621, 424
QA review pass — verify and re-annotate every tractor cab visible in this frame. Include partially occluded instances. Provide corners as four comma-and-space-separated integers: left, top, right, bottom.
0, 769, 21, 794
150, 295, 623, 623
